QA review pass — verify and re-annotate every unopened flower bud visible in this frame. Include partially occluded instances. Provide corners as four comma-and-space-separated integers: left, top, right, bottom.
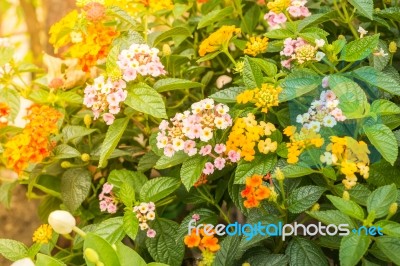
242, 263, 251, 266
81, 153, 91, 162
84, 114, 92, 128
11, 258, 35, 266
48, 210, 76, 234
338, 35, 345, 40
389, 41, 397, 53
326, 44, 334, 52
162, 44, 171, 56
275, 167, 285, 181
61, 161, 72, 168
342, 191, 350, 200
269, 187, 278, 202
84, 248, 100, 263
311, 203, 320, 211
389, 202, 398, 216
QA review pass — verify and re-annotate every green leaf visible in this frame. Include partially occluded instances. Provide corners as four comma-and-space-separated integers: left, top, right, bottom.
307, 210, 356, 227
119, 183, 135, 207
280, 164, 315, 178
326, 195, 365, 220
335, 184, 371, 206
286, 237, 328, 266
138, 151, 159, 172
287, 186, 326, 213
265, 28, 293, 39
367, 184, 397, 218
241, 5, 260, 34
36, 253, 66, 266
371, 99, 400, 116
339, 233, 371, 266
322, 167, 336, 180
58, 91, 83, 105
61, 168, 91, 212
247, 254, 289, 266
374, 221, 400, 238
154, 78, 202, 92
107, 6, 140, 30
352, 66, 400, 96
180, 155, 208, 190
369, 40, 389, 71
298, 11, 337, 31
108, 169, 147, 195
250, 58, 277, 77
243, 56, 263, 89
98, 117, 129, 168
209, 87, 246, 103
152, 27, 191, 46
62, 125, 96, 145
375, 7, 400, 21
197, 7, 234, 29
83, 233, 120, 266
125, 83, 167, 118
363, 123, 398, 165
140, 176, 181, 202
0, 239, 28, 261
155, 152, 189, 169
228, 176, 248, 215
213, 235, 241, 266
53, 144, 81, 160
348, 0, 373, 19
375, 236, 400, 264
146, 218, 184, 266
196, 51, 222, 63
123, 210, 139, 241
116, 243, 146, 266
340, 34, 379, 62
329, 75, 369, 119
234, 154, 276, 184
279, 69, 321, 102
92, 217, 125, 244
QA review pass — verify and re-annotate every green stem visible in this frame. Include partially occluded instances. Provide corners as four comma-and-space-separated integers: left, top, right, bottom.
278, 180, 286, 207
197, 187, 230, 223
339, 62, 354, 73
223, 49, 237, 66
309, 64, 325, 76
73, 226, 87, 238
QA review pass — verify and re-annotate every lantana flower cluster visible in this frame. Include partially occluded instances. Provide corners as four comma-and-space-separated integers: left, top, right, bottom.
241, 174, 271, 208
198, 25, 241, 57
133, 202, 156, 238
99, 182, 118, 213
283, 126, 324, 164
244, 36, 269, 57
226, 114, 277, 161
296, 90, 346, 132
264, 0, 311, 29
83, 76, 127, 125
280, 38, 325, 69
116, 43, 166, 82
157, 99, 240, 175
184, 226, 220, 253
32, 224, 53, 244
49, 3, 119, 72
0, 102, 10, 127
3, 105, 62, 174
236, 83, 282, 113
322, 136, 370, 189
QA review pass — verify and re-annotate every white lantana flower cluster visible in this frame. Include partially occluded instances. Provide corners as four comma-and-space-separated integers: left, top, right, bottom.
296, 90, 346, 132
156, 98, 232, 157
134, 202, 156, 238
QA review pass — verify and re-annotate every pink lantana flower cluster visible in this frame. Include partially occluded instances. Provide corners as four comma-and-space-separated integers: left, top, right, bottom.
200, 143, 240, 175
99, 182, 118, 213
83, 76, 127, 125
280, 38, 325, 69
133, 202, 156, 238
117, 43, 166, 82
264, 0, 311, 29
296, 89, 346, 132
156, 99, 232, 157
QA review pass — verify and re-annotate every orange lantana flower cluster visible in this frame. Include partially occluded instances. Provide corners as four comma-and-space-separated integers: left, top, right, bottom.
3, 105, 62, 174
0, 102, 10, 127
241, 174, 271, 208
184, 227, 220, 252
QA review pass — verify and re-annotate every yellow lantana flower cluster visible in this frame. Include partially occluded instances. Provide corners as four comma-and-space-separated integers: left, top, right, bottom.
226, 114, 277, 161
324, 136, 370, 190
283, 126, 324, 164
267, 0, 291, 13
236, 84, 282, 113
199, 26, 241, 57
32, 224, 53, 244
244, 36, 269, 57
